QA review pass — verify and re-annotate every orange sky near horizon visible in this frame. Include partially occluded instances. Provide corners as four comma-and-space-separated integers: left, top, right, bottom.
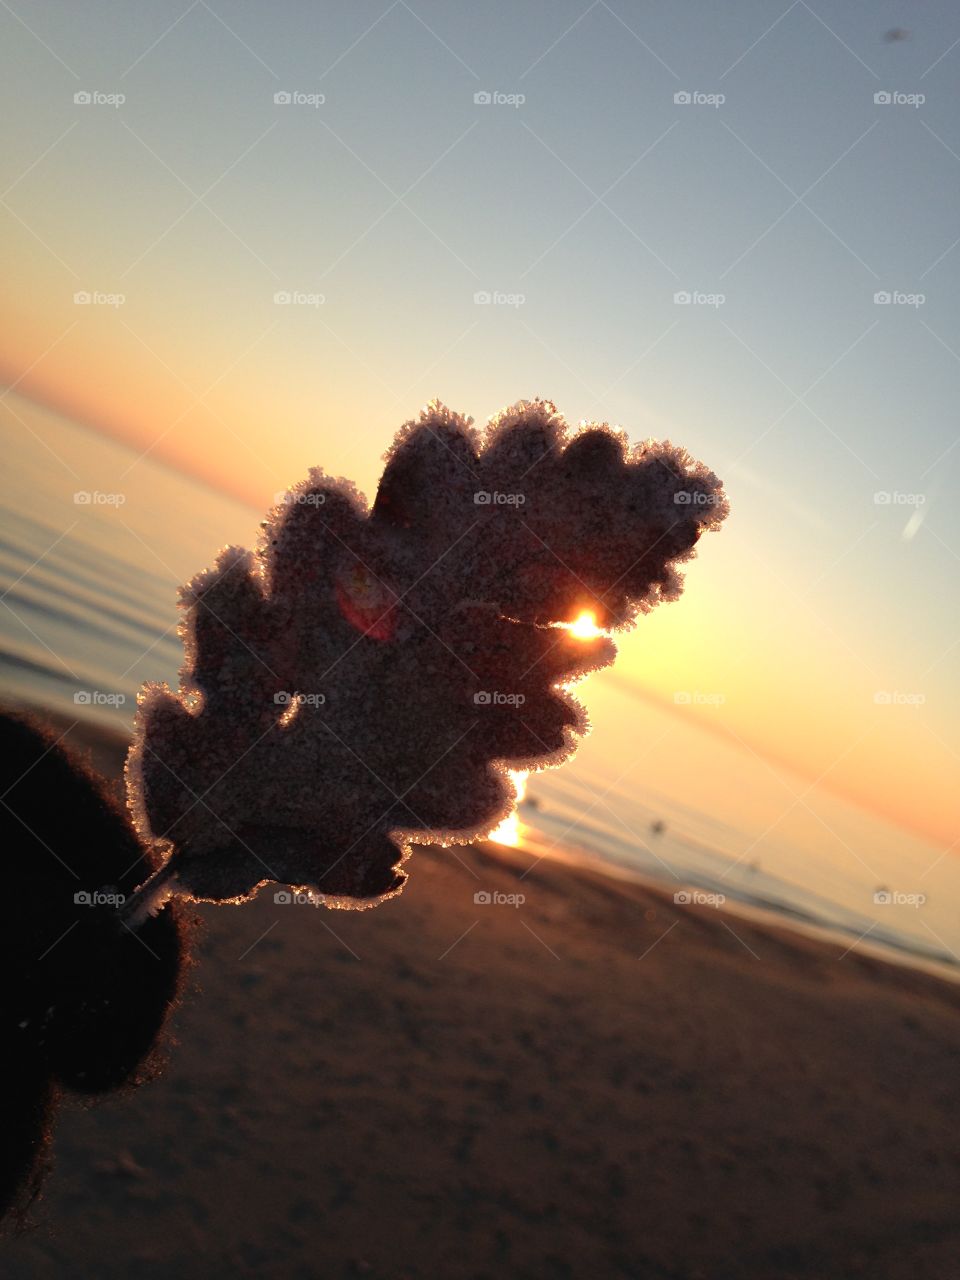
3, 358, 956, 854
2, 0, 958, 861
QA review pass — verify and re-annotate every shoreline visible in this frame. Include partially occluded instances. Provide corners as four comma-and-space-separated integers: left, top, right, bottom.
13, 697, 956, 986
522, 823, 960, 986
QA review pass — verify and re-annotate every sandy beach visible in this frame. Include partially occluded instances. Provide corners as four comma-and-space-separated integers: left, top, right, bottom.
4, 712, 960, 1280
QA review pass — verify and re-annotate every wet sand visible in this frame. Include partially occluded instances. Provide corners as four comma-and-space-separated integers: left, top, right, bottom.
4, 711, 960, 1279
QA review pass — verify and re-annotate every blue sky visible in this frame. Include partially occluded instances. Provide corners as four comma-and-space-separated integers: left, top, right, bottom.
1, 0, 959, 843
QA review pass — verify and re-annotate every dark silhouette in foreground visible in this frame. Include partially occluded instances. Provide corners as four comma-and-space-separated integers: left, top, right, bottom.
0, 712, 185, 1226
0, 400, 727, 1222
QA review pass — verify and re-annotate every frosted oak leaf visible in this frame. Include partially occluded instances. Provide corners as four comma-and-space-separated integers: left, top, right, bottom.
123, 400, 727, 919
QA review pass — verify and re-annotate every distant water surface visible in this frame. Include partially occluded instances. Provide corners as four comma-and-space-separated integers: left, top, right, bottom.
2, 392, 957, 974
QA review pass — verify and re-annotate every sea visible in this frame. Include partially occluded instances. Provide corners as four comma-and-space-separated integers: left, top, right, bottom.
2, 390, 958, 976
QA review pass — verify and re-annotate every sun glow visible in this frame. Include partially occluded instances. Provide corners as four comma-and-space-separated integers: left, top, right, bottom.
566, 610, 603, 640
490, 770, 528, 846
488, 617, 602, 849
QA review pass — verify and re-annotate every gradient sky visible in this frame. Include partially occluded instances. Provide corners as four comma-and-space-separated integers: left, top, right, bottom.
2, 0, 959, 848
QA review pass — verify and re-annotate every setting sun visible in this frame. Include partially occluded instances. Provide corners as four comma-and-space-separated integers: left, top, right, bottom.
566, 610, 604, 640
